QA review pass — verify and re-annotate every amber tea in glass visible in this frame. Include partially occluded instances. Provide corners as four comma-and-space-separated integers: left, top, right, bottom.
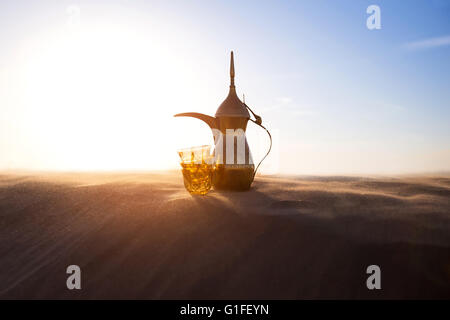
178, 145, 214, 195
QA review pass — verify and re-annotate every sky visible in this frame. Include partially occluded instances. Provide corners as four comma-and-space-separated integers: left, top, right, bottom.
0, 0, 449, 174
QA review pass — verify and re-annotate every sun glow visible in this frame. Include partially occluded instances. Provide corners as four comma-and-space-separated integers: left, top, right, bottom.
8, 21, 213, 171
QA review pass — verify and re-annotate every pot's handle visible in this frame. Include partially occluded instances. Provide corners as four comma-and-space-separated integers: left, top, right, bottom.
244, 102, 272, 179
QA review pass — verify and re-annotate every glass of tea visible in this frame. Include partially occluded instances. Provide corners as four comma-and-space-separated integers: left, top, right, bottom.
177, 145, 214, 195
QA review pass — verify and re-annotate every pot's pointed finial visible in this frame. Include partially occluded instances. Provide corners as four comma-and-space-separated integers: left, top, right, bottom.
215, 50, 250, 118
230, 51, 235, 88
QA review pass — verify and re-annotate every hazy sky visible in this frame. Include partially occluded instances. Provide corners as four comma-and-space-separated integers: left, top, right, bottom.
0, 0, 449, 174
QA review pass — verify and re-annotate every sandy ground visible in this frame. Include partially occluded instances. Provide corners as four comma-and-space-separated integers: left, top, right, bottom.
0, 171, 449, 299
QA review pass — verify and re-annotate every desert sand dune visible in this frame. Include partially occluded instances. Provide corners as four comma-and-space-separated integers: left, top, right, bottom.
0, 172, 449, 299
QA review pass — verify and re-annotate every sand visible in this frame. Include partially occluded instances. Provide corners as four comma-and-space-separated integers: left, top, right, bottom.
0, 171, 449, 299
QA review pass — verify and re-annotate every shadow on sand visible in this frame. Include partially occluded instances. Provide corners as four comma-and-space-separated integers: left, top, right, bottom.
0, 175, 449, 299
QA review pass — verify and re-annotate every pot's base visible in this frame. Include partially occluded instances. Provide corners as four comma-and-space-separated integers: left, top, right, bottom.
212, 164, 254, 191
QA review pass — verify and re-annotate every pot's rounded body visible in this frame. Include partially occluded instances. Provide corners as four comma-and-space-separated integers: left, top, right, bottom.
213, 164, 254, 191
212, 116, 255, 190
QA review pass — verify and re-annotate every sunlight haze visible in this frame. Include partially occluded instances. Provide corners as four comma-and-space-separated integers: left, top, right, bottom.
1, 0, 449, 174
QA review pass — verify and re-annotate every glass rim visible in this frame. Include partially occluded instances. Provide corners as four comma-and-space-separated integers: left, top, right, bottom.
177, 145, 211, 153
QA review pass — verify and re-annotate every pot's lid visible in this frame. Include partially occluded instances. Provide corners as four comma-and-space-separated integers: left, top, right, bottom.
215, 51, 250, 118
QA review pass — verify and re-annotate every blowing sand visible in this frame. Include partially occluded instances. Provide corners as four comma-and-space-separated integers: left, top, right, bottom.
0, 171, 449, 299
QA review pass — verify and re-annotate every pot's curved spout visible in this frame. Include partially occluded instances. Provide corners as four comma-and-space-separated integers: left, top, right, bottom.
174, 112, 218, 130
